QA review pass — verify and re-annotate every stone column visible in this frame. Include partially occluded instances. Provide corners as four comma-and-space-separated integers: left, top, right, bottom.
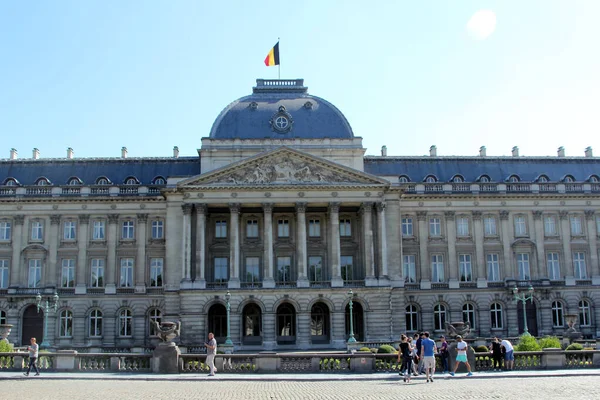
446, 211, 458, 287
296, 311, 311, 349
499, 210, 514, 279
105, 214, 119, 294
262, 203, 275, 288
472, 211, 486, 287
228, 203, 241, 289
9, 215, 24, 288
181, 204, 193, 285
46, 215, 61, 288
585, 210, 599, 283
559, 211, 574, 282
417, 211, 430, 287
296, 203, 309, 288
385, 198, 402, 285
532, 211, 545, 279
376, 202, 389, 279
135, 213, 148, 293
329, 203, 343, 287
76, 214, 89, 294
195, 204, 207, 288
360, 202, 376, 285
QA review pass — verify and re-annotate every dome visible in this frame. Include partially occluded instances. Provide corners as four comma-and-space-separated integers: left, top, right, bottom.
209, 79, 354, 140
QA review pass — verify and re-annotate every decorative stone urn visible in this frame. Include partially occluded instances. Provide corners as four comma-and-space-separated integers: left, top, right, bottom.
151, 321, 181, 374
445, 321, 471, 339
564, 313, 583, 342
0, 324, 13, 342
151, 321, 181, 345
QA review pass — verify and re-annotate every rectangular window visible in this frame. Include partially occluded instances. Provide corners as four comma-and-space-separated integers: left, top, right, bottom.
90, 259, 105, 288
308, 219, 321, 237
215, 220, 227, 238
214, 257, 228, 282
92, 220, 105, 240
517, 253, 530, 280
276, 256, 292, 283
309, 256, 323, 282
31, 221, 44, 241
121, 220, 135, 239
484, 217, 497, 236
0, 221, 11, 241
456, 217, 470, 236
28, 259, 42, 288
277, 219, 290, 237
514, 216, 527, 236
119, 258, 134, 287
150, 258, 163, 287
431, 254, 444, 283
403, 255, 416, 283
339, 219, 352, 237
459, 254, 472, 282
402, 217, 413, 236
487, 253, 500, 282
244, 257, 260, 284
61, 259, 75, 288
429, 218, 441, 236
0, 259, 9, 289
246, 220, 259, 238
63, 221, 76, 240
151, 220, 164, 239
341, 255, 354, 281
570, 216, 583, 236
573, 252, 587, 279
544, 216, 557, 236
547, 252, 560, 280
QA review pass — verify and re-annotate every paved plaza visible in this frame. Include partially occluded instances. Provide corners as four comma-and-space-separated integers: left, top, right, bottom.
1, 371, 599, 400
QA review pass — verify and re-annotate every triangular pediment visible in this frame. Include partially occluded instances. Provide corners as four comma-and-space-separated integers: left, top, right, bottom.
179, 147, 389, 189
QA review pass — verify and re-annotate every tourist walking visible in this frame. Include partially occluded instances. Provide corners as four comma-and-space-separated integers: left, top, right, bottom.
490, 337, 503, 371
420, 332, 437, 383
411, 333, 419, 376
23, 337, 40, 376
398, 334, 413, 383
415, 332, 425, 374
205, 332, 217, 376
500, 338, 514, 371
439, 335, 449, 373
449, 335, 473, 377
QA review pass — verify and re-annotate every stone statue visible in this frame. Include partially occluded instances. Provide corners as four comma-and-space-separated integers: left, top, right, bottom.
445, 321, 471, 338
152, 321, 181, 343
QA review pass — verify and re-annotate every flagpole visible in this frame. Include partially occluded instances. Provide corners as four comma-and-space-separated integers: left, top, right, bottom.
278, 37, 280, 79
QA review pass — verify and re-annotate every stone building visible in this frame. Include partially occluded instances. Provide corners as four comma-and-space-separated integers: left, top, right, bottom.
0, 79, 599, 351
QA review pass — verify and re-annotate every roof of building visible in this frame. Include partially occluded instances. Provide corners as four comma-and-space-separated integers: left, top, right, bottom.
208, 79, 355, 140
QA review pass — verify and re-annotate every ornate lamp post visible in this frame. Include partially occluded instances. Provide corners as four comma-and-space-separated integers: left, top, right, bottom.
36, 291, 59, 349
347, 289, 356, 343
512, 285, 534, 336
224, 290, 233, 346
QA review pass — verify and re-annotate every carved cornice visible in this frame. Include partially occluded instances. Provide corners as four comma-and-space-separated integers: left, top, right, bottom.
182, 204, 193, 215
137, 213, 149, 223
50, 215, 61, 225
532, 210, 543, 220
584, 209, 595, 220
14, 215, 25, 225
472, 211, 482, 221
295, 202, 307, 214
108, 214, 120, 224
499, 210, 509, 220
78, 214, 90, 224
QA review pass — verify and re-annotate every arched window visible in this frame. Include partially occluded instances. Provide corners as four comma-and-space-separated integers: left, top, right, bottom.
578, 300, 591, 327
451, 175, 464, 183
345, 301, 364, 342
508, 175, 520, 183
125, 177, 138, 185
89, 309, 103, 337
153, 176, 166, 185
96, 177, 110, 185
537, 175, 549, 183
242, 303, 262, 345
433, 304, 447, 331
67, 177, 82, 186
118, 309, 133, 337
588, 175, 599, 183
36, 178, 50, 186
398, 175, 410, 183
478, 175, 491, 183
405, 304, 419, 332
148, 309, 162, 336
425, 175, 437, 183
0, 310, 6, 325
310, 302, 330, 343
563, 175, 575, 183
276, 303, 296, 344
59, 310, 73, 337
462, 303, 476, 328
552, 301, 564, 327
490, 303, 503, 329
207, 304, 226, 342
4, 178, 18, 186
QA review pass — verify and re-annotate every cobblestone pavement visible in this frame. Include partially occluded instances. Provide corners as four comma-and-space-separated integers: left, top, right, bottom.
4, 375, 599, 400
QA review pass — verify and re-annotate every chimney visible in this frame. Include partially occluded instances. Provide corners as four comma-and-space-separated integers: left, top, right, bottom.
121, 147, 128, 159
173, 146, 180, 158
429, 145, 437, 157
557, 146, 565, 157
32, 148, 40, 159
511, 146, 519, 157
585, 146, 593, 158
479, 146, 486, 157
67, 147, 74, 159
9, 148, 17, 160
381, 145, 387, 156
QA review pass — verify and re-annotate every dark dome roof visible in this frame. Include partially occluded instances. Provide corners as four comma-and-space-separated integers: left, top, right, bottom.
209, 79, 354, 140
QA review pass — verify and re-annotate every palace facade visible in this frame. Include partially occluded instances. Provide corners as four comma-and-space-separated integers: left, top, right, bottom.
1, 79, 599, 351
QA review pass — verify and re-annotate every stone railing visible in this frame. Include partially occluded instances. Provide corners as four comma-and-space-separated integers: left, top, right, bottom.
0, 185, 165, 198
0, 351, 151, 372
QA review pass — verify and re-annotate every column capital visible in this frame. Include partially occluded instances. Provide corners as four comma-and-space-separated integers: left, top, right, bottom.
295, 202, 307, 213
195, 203, 207, 215
229, 203, 241, 214
50, 214, 61, 225
472, 211, 482, 220
136, 213, 149, 223
108, 214, 120, 224
416, 211, 427, 221
262, 203, 273, 213
328, 202, 340, 214
532, 210, 543, 220
559, 210, 569, 220
584, 209, 595, 220
499, 210, 509, 220
14, 215, 25, 225
358, 202, 374, 215
78, 214, 90, 224
376, 202, 386, 212
444, 211, 455, 220
182, 204, 193, 215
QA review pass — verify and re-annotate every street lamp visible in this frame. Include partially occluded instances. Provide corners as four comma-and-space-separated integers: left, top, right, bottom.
224, 290, 233, 346
513, 285, 534, 336
36, 291, 59, 349
347, 289, 356, 343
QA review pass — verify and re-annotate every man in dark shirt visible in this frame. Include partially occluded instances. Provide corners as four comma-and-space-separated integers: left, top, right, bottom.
416, 332, 425, 374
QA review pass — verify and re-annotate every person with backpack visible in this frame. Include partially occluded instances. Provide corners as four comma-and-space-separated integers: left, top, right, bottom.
397, 334, 413, 383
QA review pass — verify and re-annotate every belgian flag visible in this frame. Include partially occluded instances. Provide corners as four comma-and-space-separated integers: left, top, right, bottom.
264, 42, 280, 67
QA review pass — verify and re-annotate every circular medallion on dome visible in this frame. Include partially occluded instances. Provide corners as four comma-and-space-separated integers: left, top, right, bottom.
274, 116, 289, 130
270, 105, 293, 133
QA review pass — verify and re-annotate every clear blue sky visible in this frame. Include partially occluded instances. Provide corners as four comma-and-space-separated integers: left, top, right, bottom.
1, 1, 599, 159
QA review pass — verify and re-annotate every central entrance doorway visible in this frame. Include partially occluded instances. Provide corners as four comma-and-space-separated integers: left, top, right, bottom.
21, 305, 44, 346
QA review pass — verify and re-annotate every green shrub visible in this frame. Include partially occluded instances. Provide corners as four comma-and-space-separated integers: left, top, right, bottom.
0, 340, 13, 353
377, 344, 397, 354
515, 335, 541, 351
538, 336, 561, 349
474, 345, 489, 353
370, 348, 378, 354
565, 343, 584, 351
358, 347, 371, 352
